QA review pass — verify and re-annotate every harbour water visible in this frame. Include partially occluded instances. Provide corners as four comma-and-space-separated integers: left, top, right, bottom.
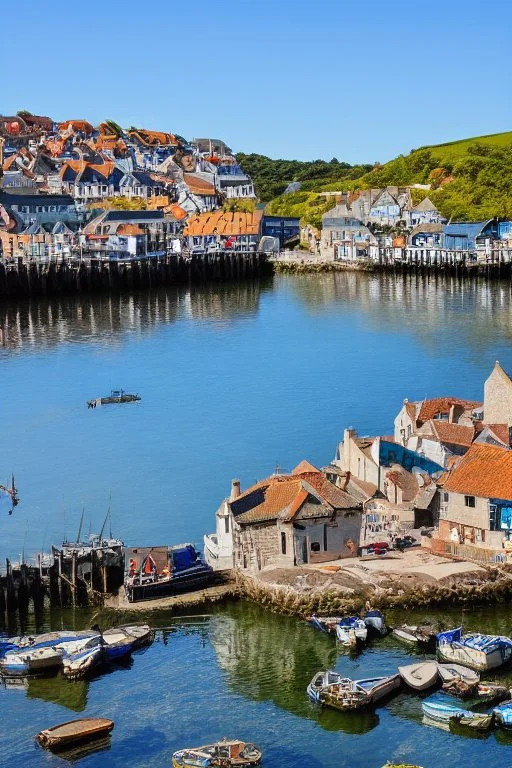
2, 271, 512, 766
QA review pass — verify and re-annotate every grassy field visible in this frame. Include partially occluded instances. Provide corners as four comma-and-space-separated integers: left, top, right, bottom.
420, 131, 512, 164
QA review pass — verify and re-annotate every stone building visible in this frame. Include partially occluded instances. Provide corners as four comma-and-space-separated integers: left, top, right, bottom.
484, 361, 512, 429
437, 443, 512, 550
204, 461, 362, 571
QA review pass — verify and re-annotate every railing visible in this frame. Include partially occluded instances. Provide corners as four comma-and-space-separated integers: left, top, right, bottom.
431, 537, 510, 565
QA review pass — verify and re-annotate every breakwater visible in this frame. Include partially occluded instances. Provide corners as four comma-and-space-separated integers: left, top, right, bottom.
0, 251, 268, 300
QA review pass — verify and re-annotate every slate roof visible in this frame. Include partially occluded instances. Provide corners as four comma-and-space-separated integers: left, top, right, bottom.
0, 191, 75, 207
443, 222, 489, 239
411, 196, 438, 212
103, 210, 164, 221
410, 223, 443, 236
443, 443, 512, 500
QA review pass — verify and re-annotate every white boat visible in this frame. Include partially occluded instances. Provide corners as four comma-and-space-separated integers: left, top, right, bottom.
437, 628, 512, 672
392, 624, 437, 648
398, 661, 439, 691
0, 646, 63, 676
335, 617, 368, 647
62, 646, 104, 680
308, 672, 401, 711
364, 610, 387, 636
0, 630, 98, 654
307, 670, 345, 703
436, 663, 480, 686
102, 624, 153, 649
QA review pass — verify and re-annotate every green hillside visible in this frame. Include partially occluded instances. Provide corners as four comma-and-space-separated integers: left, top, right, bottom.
264, 131, 512, 225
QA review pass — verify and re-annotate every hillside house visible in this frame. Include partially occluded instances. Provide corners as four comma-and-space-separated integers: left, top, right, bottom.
204, 461, 363, 571
436, 444, 512, 551
184, 209, 263, 252
320, 208, 378, 261
408, 223, 443, 248
407, 197, 442, 227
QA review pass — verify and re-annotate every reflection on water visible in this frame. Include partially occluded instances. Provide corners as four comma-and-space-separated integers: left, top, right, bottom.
3, 602, 512, 767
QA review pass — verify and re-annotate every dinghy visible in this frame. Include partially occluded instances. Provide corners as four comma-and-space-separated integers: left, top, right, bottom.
62, 646, 104, 680
36, 718, 114, 750
421, 700, 494, 731
437, 663, 480, 686
307, 670, 345, 703
172, 739, 262, 767
335, 617, 368, 646
493, 700, 512, 729
398, 662, 439, 691
308, 672, 401, 711
102, 624, 153, 650
0, 646, 63, 676
364, 609, 387, 636
392, 624, 437, 649
306, 615, 339, 633
0, 630, 99, 655
437, 628, 512, 672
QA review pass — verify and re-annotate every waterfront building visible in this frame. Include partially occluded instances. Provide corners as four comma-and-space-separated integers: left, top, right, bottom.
184, 209, 264, 252
408, 196, 442, 227
435, 443, 512, 551
408, 223, 443, 248
320, 207, 378, 261
262, 215, 300, 248
442, 220, 499, 252
204, 461, 363, 570
0, 190, 82, 232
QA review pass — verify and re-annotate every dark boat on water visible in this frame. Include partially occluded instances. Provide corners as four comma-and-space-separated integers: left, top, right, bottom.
87, 390, 141, 408
125, 544, 214, 602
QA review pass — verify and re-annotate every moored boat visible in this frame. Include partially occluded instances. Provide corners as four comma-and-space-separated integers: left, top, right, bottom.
36, 718, 114, 750
0, 646, 63, 676
437, 628, 512, 672
335, 617, 367, 647
87, 390, 140, 407
306, 615, 339, 633
172, 739, 262, 767
398, 662, 439, 691
421, 699, 493, 730
102, 624, 153, 650
308, 672, 401, 711
125, 544, 213, 602
493, 700, 512, 729
391, 624, 437, 649
306, 670, 345, 703
364, 609, 387, 636
62, 646, 104, 680
0, 630, 99, 655
437, 662, 480, 686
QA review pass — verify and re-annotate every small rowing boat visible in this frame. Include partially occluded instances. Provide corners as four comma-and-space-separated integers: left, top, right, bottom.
36, 717, 114, 750
308, 672, 401, 711
62, 646, 104, 680
335, 617, 368, 647
172, 739, 262, 767
398, 662, 439, 691
305, 615, 339, 633
1, 646, 63, 676
87, 390, 141, 408
392, 624, 437, 649
437, 628, 512, 672
493, 700, 512, 729
421, 699, 494, 730
306, 670, 345, 703
102, 624, 153, 650
437, 663, 480, 686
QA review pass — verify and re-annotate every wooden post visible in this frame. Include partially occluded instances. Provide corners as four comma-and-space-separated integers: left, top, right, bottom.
58, 550, 64, 608
102, 565, 108, 594
71, 550, 77, 607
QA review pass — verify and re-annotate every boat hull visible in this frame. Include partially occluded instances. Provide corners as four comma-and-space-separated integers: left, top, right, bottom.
36, 718, 114, 750
398, 662, 439, 691
437, 643, 511, 672
1, 647, 63, 676
318, 674, 401, 711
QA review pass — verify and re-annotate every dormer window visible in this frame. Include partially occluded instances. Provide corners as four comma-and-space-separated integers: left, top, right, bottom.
434, 412, 449, 421
465, 495, 476, 508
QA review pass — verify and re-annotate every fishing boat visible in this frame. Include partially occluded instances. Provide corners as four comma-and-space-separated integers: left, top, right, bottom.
102, 633, 134, 661
437, 628, 512, 672
421, 700, 493, 731
0, 646, 63, 676
398, 662, 439, 691
493, 700, 512, 729
36, 718, 114, 750
172, 739, 262, 767
125, 544, 214, 602
335, 617, 368, 647
308, 672, 401, 711
391, 624, 437, 649
306, 670, 346, 703
87, 390, 141, 407
62, 646, 104, 680
364, 609, 387, 636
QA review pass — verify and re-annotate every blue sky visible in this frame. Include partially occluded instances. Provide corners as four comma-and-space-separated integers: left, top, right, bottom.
3, 0, 512, 163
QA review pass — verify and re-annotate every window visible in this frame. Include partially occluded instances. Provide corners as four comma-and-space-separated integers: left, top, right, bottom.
465, 495, 476, 508
443, 492, 449, 503
224, 517, 229, 534
311, 542, 320, 552
323, 524, 328, 551
280, 531, 286, 555
434, 412, 449, 421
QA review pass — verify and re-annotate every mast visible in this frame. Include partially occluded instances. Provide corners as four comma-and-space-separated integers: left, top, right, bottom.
76, 506, 85, 544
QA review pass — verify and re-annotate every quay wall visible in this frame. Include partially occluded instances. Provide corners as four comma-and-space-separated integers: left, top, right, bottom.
0, 251, 269, 301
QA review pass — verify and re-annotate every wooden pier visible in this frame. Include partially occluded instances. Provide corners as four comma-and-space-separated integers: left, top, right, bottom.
0, 251, 269, 300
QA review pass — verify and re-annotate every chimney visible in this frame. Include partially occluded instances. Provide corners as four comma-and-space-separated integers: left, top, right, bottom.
230, 479, 241, 500
341, 427, 356, 472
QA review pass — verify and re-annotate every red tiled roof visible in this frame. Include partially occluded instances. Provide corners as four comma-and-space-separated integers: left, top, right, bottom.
231, 476, 304, 524
298, 472, 361, 510
429, 420, 475, 447
486, 424, 510, 446
443, 443, 512, 499
184, 209, 263, 236
405, 402, 417, 421
417, 397, 481, 423
292, 459, 320, 474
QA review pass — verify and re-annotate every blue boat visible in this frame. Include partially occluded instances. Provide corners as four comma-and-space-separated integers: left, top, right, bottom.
125, 544, 213, 602
335, 617, 368, 646
437, 628, 512, 672
493, 700, 512, 729
422, 699, 493, 730
0, 631, 99, 657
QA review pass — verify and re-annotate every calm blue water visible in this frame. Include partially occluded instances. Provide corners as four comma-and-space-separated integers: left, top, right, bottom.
2, 272, 512, 767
